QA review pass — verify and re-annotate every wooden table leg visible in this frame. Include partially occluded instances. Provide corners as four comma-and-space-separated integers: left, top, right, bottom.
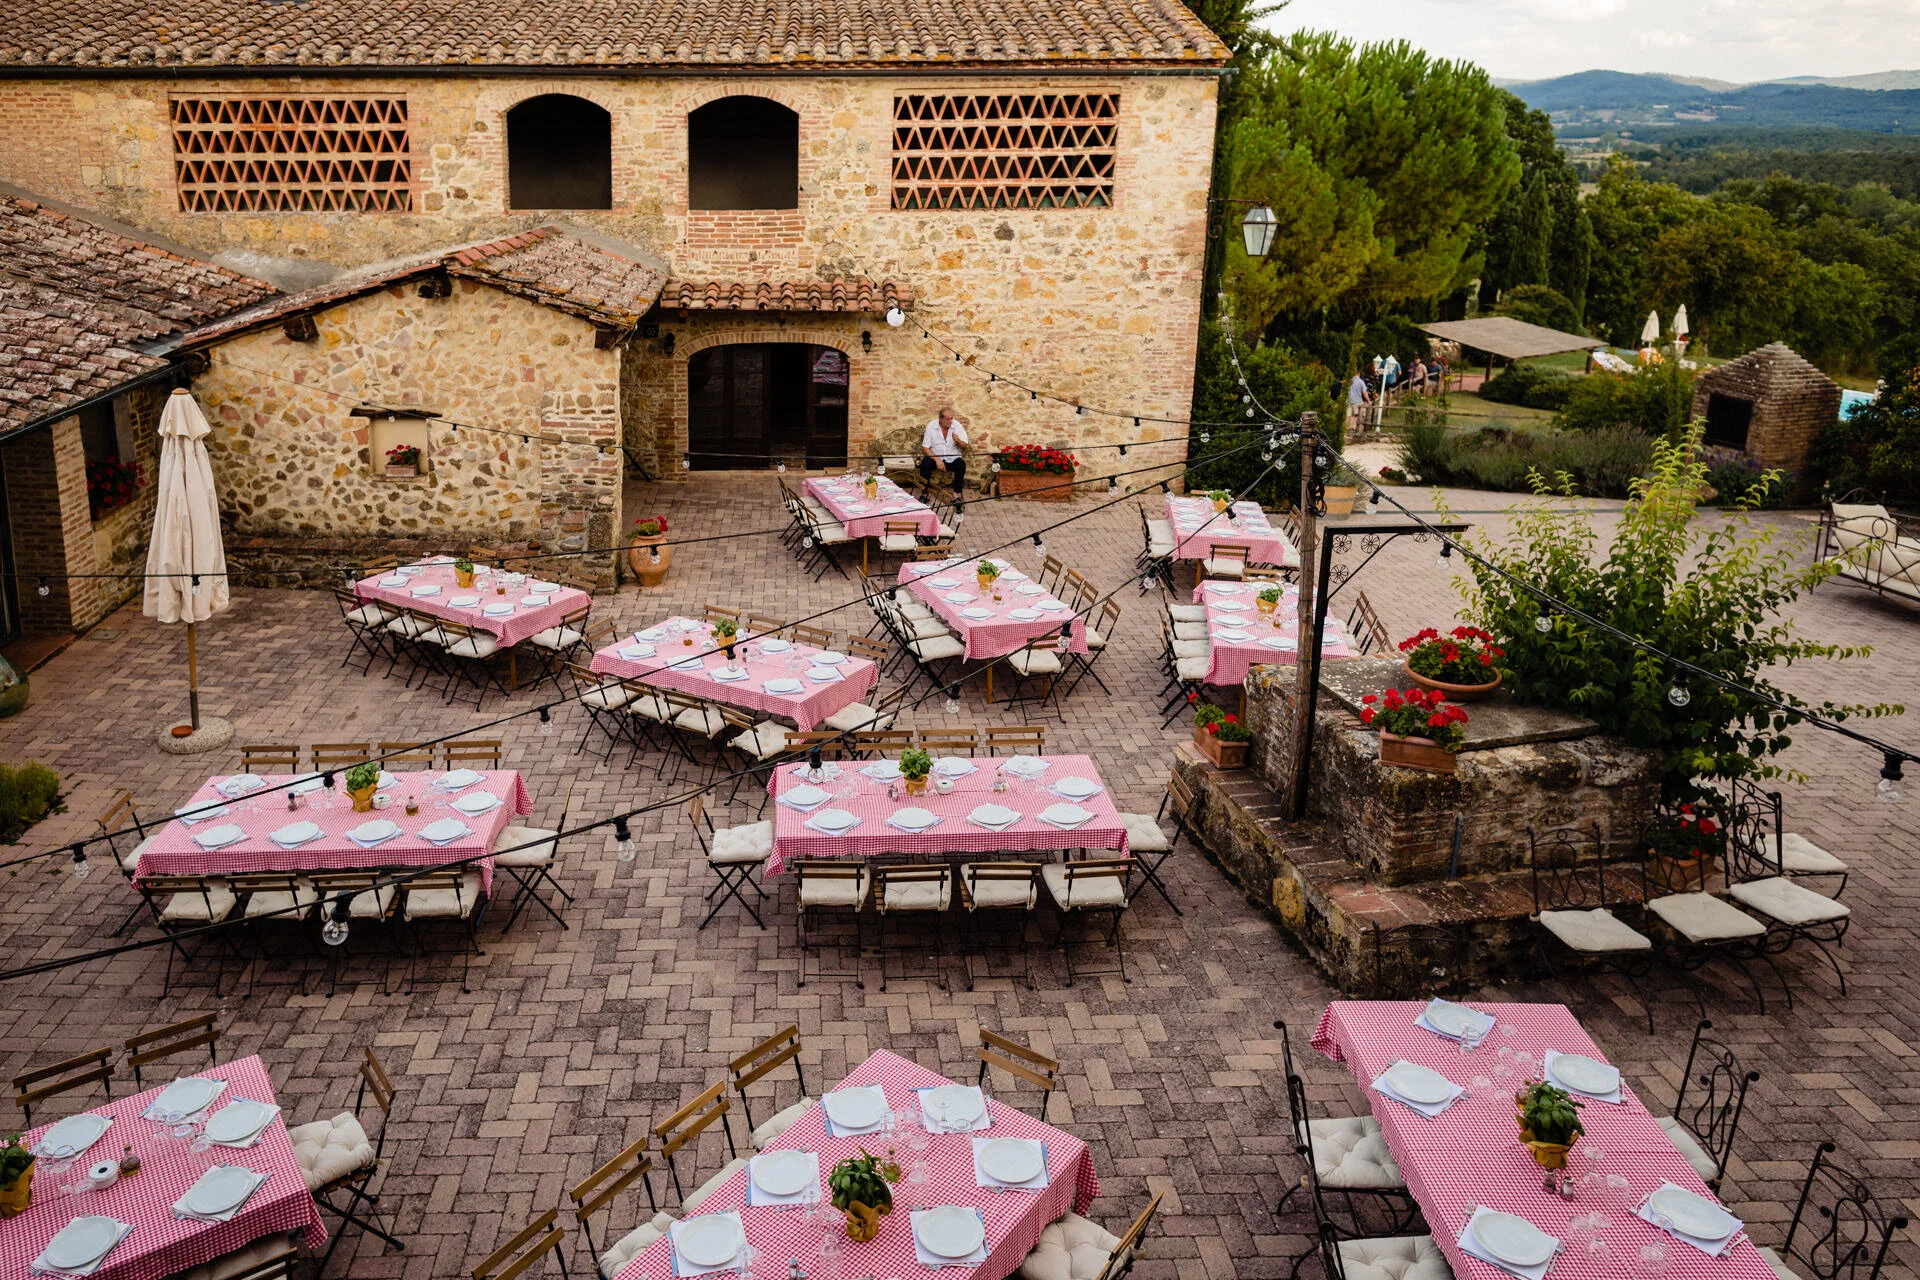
862, 539, 870, 574
508, 649, 520, 692
987, 665, 995, 704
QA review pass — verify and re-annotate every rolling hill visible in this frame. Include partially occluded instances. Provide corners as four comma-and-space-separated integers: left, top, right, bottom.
1507, 71, 1920, 134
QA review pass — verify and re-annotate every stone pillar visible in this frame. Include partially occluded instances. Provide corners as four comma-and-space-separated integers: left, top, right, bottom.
2, 415, 103, 635
537, 379, 623, 587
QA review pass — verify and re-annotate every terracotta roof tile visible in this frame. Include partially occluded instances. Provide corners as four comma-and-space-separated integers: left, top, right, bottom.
0, 0, 1226, 69
660, 278, 914, 313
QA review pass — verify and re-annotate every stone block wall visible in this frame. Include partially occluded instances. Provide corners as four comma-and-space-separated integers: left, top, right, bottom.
1689, 343, 1842, 477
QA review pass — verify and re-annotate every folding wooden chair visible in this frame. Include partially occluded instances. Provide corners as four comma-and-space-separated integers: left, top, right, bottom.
875, 863, 951, 990
787, 730, 852, 760
230, 870, 322, 994
653, 1079, 742, 1206
473, 1208, 569, 1280
702, 603, 741, 626
851, 729, 914, 758
791, 623, 833, 650
173, 1232, 303, 1280
334, 586, 393, 675
569, 1139, 667, 1280
1202, 543, 1251, 580
1345, 591, 1391, 655
442, 738, 503, 770
917, 728, 978, 755
1122, 773, 1193, 913
310, 870, 402, 995
819, 682, 907, 737
976, 1028, 1059, 1119
400, 871, 486, 993
686, 793, 770, 930
745, 613, 790, 641
140, 874, 248, 998
98, 790, 158, 936
795, 859, 868, 988
13, 1047, 112, 1126
1002, 634, 1065, 716
877, 519, 921, 563
1038, 553, 1066, 594
495, 783, 574, 933
1045, 858, 1134, 986
239, 745, 300, 774
561, 572, 599, 597
959, 863, 1041, 990
847, 635, 890, 669
377, 741, 437, 770
729, 1026, 812, 1150
288, 1046, 404, 1272
1063, 597, 1121, 698
526, 605, 593, 689
435, 619, 510, 709
983, 726, 1045, 756
125, 1013, 219, 1089
310, 743, 372, 773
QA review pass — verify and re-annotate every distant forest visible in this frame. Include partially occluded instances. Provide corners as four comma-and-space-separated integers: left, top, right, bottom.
1615, 129, 1920, 200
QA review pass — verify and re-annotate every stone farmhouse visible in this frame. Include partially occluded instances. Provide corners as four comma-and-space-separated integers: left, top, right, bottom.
0, 0, 1226, 639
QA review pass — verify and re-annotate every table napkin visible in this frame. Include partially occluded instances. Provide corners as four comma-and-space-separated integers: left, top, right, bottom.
999, 756, 1049, 779
743, 1150, 821, 1207
1416, 997, 1496, 1043
967, 811, 1022, 832
206, 1098, 282, 1148
1048, 779, 1105, 801
709, 667, 750, 682
911, 1208, 990, 1269
1368, 1063, 1464, 1118
173, 1166, 270, 1223
191, 824, 246, 850
1542, 1050, 1623, 1103
971, 1137, 1049, 1191
173, 804, 229, 825
346, 827, 401, 850
270, 824, 323, 849
31, 1218, 133, 1276
806, 667, 843, 683
777, 788, 830, 813
215, 775, 266, 798
668, 1211, 748, 1277
143, 1078, 227, 1122
822, 1085, 890, 1137
421, 821, 474, 848
915, 1086, 991, 1134
618, 644, 655, 660
803, 810, 861, 836
1036, 807, 1094, 831
1457, 1207, 1560, 1280
1637, 1185, 1744, 1257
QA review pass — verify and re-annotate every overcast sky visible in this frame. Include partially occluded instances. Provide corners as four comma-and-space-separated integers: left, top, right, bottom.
1267, 0, 1918, 84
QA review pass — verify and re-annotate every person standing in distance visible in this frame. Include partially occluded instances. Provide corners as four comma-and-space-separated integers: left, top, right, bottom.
919, 406, 969, 500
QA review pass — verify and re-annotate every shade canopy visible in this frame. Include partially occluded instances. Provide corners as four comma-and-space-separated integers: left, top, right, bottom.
1417, 318, 1605, 362
142, 388, 230, 625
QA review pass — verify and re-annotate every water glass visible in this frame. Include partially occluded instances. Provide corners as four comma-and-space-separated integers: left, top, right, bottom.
816, 1229, 844, 1280
1632, 1240, 1671, 1279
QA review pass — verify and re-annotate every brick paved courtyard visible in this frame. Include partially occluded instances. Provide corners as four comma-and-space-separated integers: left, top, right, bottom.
1, 473, 1916, 1280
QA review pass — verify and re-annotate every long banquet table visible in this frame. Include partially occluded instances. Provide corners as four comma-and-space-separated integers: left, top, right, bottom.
897, 559, 1089, 662
352, 558, 590, 649
1312, 1001, 1779, 1280
1, 1055, 325, 1280
1165, 495, 1292, 565
587, 616, 879, 731
1191, 579, 1352, 684
621, 1048, 1098, 1280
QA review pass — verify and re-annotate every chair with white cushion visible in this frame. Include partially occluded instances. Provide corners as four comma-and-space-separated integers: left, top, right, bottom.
959, 862, 1041, 990
652, 1079, 742, 1206
97, 790, 161, 937
495, 783, 573, 933
287, 1047, 403, 1273
1272, 1020, 1411, 1227
1642, 847, 1780, 1015
1319, 1226, 1453, 1280
1120, 772, 1190, 914
569, 661, 637, 760
795, 859, 868, 988
1725, 782, 1852, 993
1654, 1019, 1755, 1193
140, 874, 245, 998
1157, 617, 1211, 726
729, 1026, 813, 1150
173, 1232, 301, 1280
686, 793, 770, 930
525, 605, 592, 691
570, 1136, 671, 1279
1527, 824, 1657, 1032
875, 863, 951, 991
334, 586, 393, 675
878, 517, 921, 558
1043, 858, 1132, 986
230, 871, 321, 996
662, 690, 731, 785
822, 682, 906, 735
1018, 1192, 1162, 1280
1003, 633, 1066, 716
1202, 542, 1251, 580
310, 871, 402, 995
1758, 1141, 1909, 1280
400, 870, 486, 994
1728, 777, 1849, 893
1063, 598, 1120, 698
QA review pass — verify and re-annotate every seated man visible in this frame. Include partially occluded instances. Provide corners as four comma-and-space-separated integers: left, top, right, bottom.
919, 406, 968, 498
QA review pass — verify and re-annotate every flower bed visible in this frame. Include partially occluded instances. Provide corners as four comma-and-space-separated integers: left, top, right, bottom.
994, 444, 1077, 500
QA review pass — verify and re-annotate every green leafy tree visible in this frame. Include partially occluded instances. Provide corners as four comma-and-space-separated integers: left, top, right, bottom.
1584, 159, 1700, 346
1477, 92, 1587, 322
1189, 322, 1339, 505
1809, 335, 1920, 504
1553, 361, 1695, 439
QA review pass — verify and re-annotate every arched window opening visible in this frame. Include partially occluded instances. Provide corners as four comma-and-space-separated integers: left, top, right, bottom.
688, 97, 799, 210
507, 95, 612, 210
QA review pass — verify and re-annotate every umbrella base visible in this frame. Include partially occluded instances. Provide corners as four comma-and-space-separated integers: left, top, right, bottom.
156, 716, 234, 756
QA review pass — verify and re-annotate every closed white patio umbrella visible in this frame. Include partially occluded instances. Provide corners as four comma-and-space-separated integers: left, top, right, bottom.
1640, 310, 1661, 345
1673, 305, 1689, 338
143, 388, 230, 734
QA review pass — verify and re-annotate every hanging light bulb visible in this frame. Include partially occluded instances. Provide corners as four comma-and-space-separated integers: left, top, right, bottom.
1032, 534, 1046, 559
885, 305, 906, 328
36, 578, 50, 597
1667, 681, 1691, 708
1366, 488, 1381, 514
945, 683, 961, 715
1107, 476, 1119, 494
70, 845, 90, 879
802, 535, 815, 549
1535, 613, 1552, 633
649, 545, 662, 565
991, 461, 1002, 473
321, 896, 351, 947
1117, 443, 1128, 457
1877, 753, 1904, 803
1262, 448, 1274, 462
681, 453, 692, 470
1241, 394, 1251, 404
322, 771, 336, 790
1076, 405, 1086, 417
1438, 543, 1453, 568
777, 460, 787, 473
1199, 431, 1211, 444
538, 706, 553, 736
1245, 408, 1255, 418
614, 815, 635, 862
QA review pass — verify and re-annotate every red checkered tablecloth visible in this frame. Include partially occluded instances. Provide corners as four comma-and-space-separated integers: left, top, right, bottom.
1165, 495, 1292, 565
1, 1055, 326, 1280
135, 770, 532, 896
1311, 1001, 1778, 1280
353, 559, 591, 648
764, 754, 1129, 876
588, 617, 879, 731
897, 561, 1089, 661
1189, 581, 1352, 684
621, 1048, 1098, 1280
806, 476, 940, 539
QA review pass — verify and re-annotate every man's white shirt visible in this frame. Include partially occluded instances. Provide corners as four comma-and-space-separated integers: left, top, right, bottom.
922, 418, 968, 461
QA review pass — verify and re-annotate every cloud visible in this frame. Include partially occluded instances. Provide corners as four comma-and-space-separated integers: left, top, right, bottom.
1633, 27, 1692, 49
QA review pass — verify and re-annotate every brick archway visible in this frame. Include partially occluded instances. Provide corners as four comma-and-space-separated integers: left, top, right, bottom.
669, 324, 870, 468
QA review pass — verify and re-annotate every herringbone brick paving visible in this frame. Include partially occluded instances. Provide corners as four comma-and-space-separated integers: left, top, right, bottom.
0, 474, 1916, 1279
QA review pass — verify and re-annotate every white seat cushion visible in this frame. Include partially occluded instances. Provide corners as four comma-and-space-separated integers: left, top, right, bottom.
1172, 639, 1210, 659
403, 870, 484, 920
1018, 1210, 1123, 1280
626, 693, 673, 722
1148, 539, 1175, 557
494, 824, 557, 868
385, 615, 432, 638
287, 1112, 374, 1192
1646, 892, 1767, 943
1175, 656, 1210, 682
881, 876, 952, 912
750, 1098, 815, 1150
879, 534, 918, 552
674, 705, 729, 736
599, 1213, 675, 1278
1335, 1235, 1452, 1280
345, 884, 395, 919
681, 1157, 748, 1212
1775, 833, 1847, 875
1656, 1115, 1721, 1183
244, 877, 319, 920
1084, 627, 1107, 650
899, 615, 951, 641
528, 625, 584, 652
961, 868, 1038, 910
1042, 863, 1128, 910
1727, 877, 1850, 926
733, 722, 792, 761
799, 866, 869, 909
1307, 1115, 1404, 1190
711, 821, 773, 865
1538, 908, 1653, 954
911, 635, 966, 662
160, 880, 237, 923
897, 601, 937, 622
580, 683, 634, 711
823, 702, 898, 733
122, 834, 157, 874
1757, 1247, 1800, 1280
1173, 621, 1209, 640
1202, 557, 1246, 579
1119, 813, 1171, 853
814, 523, 853, 544
346, 603, 391, 627
1148, 519, 1175, 538
448, 632, 500, 659
1007, 648, 1063, 676
1167, 604, 1207, 622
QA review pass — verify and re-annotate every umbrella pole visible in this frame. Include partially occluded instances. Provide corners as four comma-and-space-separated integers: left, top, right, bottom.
187, 621, 200, 731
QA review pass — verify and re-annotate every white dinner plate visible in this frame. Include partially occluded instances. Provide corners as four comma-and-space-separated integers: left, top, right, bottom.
530, 581, 561, 594
1216, 629, 1253, 642
41, 1217, 123, 1271
1035, 599, 1068, 612
520, 595, 551, 607
153, 1076, 222, 1120
419, 818, 470, 844
815, 651, 848, 665
943, 593, 975, 605
1548, 1053, 1620, 1097
863, 761, 903, 781
483, 603, 515, 617
932, 758, 975, 777
1015, 583, 1046, 596
979, 1138, 1044, 1185
823, 1088, 887, 1131
1052, 776, 1101, 801
192, 823, 247, 850
1473, 1211, 1557, 1268
349, 819, 400, 843
202, 1100, 273, 1146
452, 792, 499, 816
175, 803, 230, 824
924, 1084, 984, 1126
753, 1150, 814, 1197
928, 578, 959, 589
408, 584, 441, 597
37, 1113, 111, 1158
440, 768, 484, 789
676, 1214, 744, 1267
1009, 609, 1042, 620
1209, 583, 1246, 594
1425, 1000, 1491, 1039
765, 678, 804, 694
270, 821, 322, 847
378, 576, 409, 587
785, 784, 829, 808
961, 607, 994, 620
759, 639, 792, 653
1649, 1186, 1739, 1241
1384, 1062, 1454, 1105
892, 807, 940, 831
917, 1206, 986, 1259
1039, 803, 1092, 828
710, 666, 750, 682
969, 804, 1021, 828
449, 596, 481, 608
217, 775, 266, 797
810, 809, 858, 833
618, 645, 655, 660
806, 667, 840, 682
1214, 599, 1251, 611
1261, 636, 1296, 649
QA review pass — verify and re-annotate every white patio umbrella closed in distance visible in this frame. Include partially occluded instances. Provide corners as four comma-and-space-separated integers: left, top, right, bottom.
143, 388, 230, 731
1640, 310, 1661, 345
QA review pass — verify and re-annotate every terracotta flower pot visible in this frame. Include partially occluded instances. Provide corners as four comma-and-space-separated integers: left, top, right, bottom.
1321, 485, 1359, 516
454, 569, 474, 588
385, 464, 417, 478
904, 775, 928, 795
626, 535, 672, 588
1378, 731, 1456, 774
1402, 658, 1502, 703
348, 784, 377, 813
998, 470, 1074, 501
1192, 726, 1248, 770
0, 1161, 34, 1217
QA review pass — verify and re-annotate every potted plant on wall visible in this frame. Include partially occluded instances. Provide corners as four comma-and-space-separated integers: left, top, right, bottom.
384, 444, 421, 478
1191, 701, 1252, 769
900, 748, 932, 796
991, 445, 1077, 501
1361, 688, 1469, 774
0, 1133, 35, 1217
1646, 803, 1725, 891
345, 760, 381, 813
625, 516, 672, 589
1400, 626, 1505, 702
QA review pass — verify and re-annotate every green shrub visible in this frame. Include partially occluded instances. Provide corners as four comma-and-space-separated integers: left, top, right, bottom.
1703, 456, 1791, 508
1495, 284, 1584, 336
1554, 361, 1695, 438
0, 762, 62, 844
1395, 424, 1654, 498
1479, 364, 1577, 411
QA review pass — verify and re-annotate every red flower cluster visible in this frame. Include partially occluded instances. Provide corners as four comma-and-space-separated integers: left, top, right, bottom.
630, 514, 670, 538
85, 457, 141, 518
384, 443, 421, 463
1676, 803, 1719, 837
1400, 625, 1506, 684
1359, 687, 1470, 749
993, 444, 1078, 475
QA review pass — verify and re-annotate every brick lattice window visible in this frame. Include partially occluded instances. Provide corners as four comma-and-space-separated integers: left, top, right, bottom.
171, 97, 412, 213
891, 93, 1117, 210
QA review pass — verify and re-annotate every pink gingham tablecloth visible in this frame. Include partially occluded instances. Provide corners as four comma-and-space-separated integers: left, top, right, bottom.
2, 1055, 325, 1280
353, 558, 591, 647
135, 770, 532, 896
621, 1049, 1097, 1280
588, 617, 879, 731
764, 753, 1127, 876
1311, 1001, 1778, 1280
898, 560, 1089, 661
806, 476, 939, 539
1192, 580, 1352, 685
1165, 495, 1292, 565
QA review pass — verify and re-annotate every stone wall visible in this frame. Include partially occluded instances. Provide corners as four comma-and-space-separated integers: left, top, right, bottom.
0, 73, 1215, 485
88, 383, 165, 607
1689, 342, 1842, 478
188, 279, 622, 580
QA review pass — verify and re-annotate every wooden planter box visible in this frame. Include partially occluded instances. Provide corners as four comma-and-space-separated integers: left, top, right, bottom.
383, 464, 418, 478
1192, 726, 1249, 770
1378, 731, 1456, 774
998, 469, 1076, 501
